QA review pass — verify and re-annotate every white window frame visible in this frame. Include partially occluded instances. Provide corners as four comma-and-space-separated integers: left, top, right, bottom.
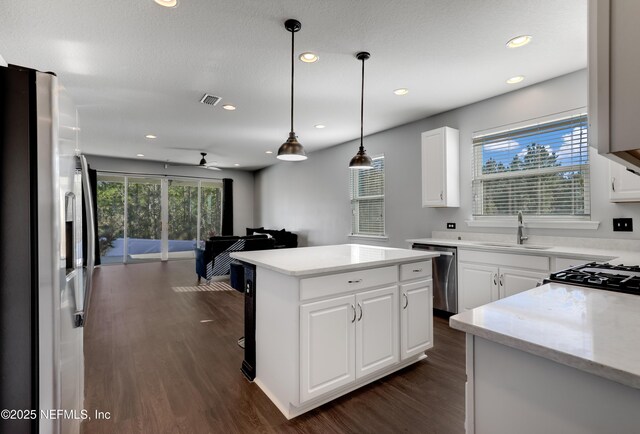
467, 111, 600, 230
349, 155, 387, 239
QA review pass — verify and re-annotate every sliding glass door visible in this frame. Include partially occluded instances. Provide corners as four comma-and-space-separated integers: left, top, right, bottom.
126, 177, 162, 263
167, 179, 199, 260
96, 175, 125, 264
96, 173, 223, 264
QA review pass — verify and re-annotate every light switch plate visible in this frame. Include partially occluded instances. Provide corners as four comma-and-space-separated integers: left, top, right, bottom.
613, 218, 633, 232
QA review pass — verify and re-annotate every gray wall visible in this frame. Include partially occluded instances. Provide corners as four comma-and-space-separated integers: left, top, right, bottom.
86, 155, 255, 236
254, 69, 640, 247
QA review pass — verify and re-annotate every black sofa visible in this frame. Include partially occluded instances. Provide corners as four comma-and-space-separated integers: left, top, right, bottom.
195, 235, 275, 282
245, 227, 298, 248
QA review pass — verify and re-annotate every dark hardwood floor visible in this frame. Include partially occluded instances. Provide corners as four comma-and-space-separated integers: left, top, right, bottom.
82, 260, 466, 434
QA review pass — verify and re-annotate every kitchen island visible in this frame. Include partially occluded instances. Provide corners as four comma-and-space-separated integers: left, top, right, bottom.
450, 283, 640, 434
231, 244, 439, 419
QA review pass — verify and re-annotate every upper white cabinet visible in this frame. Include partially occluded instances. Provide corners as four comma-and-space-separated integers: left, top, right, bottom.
421, 127, 460, 207
589, 0, 640, 169
609, 160, 640, 202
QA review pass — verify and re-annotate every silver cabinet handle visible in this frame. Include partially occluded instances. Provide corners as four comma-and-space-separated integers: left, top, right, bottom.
440, 191, 444, 200
351, 304, 356, 323
403, 293, 408, 309
412, 268, 423, 273
493, 274, 497, 286
357, 303, 363, 321
348, 279, 362, 284
612, 177, 616, 192
499, 274, 504, 287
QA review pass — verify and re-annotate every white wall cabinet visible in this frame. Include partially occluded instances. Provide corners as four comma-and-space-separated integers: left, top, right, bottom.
400, 280, 433, 360
421, 127, 460, 208
458, 250, 549, 311
609, 160, 640, 202
589, 0, 640, 170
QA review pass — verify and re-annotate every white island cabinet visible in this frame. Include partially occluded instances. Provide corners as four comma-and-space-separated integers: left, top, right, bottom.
451, 283, 640, 434
231, 244, 438, 419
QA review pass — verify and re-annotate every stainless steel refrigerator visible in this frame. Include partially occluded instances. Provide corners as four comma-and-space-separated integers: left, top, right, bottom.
0, 64, 96, 434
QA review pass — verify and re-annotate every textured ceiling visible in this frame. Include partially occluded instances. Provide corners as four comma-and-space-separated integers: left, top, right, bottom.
1, 0, 586, 170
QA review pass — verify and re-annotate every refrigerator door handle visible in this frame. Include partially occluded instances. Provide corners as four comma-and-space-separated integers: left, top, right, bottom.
77, 155, 95, 327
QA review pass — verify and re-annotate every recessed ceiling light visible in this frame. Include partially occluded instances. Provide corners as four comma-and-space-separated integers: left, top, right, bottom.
314, 124, 326, 129
393, 88, 409, 96
234, 163, 240, 166
506, 35, 532, 48
265, 150, 273, 154
145, 134, 157, 139
153, 0, 178, 8
222, 104, 236, 111
136, 153, 145, 157
299, 52, 319, 63
506, 75, 525, 84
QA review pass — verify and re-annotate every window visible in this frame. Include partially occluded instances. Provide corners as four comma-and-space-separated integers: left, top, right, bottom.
97, 174, 223, 264
472, 114, 589, 219
350, 155, 385, 236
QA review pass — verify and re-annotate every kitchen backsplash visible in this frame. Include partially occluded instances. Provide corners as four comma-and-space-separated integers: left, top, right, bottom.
432, 231, 640, 252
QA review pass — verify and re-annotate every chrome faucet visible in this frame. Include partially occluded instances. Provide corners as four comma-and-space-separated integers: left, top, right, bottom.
517, 211, 528, 245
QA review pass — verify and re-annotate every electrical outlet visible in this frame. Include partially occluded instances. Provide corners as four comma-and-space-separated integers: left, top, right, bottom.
447, 223, 456, 229
613, 218, 633, 232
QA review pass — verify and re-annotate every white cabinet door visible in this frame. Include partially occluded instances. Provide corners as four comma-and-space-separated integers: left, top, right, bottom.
300, 295, 356, 402
422, 128, 446, 207
355, 286, 399, 378
458, 263, 499, 311
554, 257, 589, 272
400, 280, 433, 360
421, 127, 460, 208
499, 267, 548, 299
610, 160, 640, 202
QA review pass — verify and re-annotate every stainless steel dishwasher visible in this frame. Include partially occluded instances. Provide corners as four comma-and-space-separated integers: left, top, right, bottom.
412, 244, 457, 314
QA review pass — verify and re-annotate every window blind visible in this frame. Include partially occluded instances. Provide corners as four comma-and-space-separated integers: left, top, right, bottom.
472, 114, 590, 218
350, 156, 385, 235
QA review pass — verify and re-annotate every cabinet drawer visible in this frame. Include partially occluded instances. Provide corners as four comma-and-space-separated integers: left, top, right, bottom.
554, 257, 589, 272
300, 266, 397, 301
458, 249, 549, 272
400, 260, 432, 281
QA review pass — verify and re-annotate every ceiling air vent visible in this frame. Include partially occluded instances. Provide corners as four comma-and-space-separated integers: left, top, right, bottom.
199, 94, 222, 106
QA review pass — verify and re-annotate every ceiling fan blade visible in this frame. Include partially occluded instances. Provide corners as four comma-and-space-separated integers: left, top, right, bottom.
165, 162, 198, 167
201, 165, 222, 171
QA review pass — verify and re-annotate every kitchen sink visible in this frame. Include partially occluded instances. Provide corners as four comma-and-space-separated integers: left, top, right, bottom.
473, 242, 552, 250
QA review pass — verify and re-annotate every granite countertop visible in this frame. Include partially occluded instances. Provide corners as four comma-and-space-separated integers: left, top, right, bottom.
230, 244, 439, 276
405, 237, 640, 265
450, 283, 640, 389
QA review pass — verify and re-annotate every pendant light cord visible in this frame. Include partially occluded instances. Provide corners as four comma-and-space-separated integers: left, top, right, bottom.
290, 29, 295, 133
360, 56, 365, 151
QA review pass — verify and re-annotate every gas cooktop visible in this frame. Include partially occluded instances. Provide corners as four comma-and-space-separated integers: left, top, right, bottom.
547, 262, 640, 295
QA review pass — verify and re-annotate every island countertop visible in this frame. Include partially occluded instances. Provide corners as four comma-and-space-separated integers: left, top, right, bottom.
450, 283, 640, 389
230, 244, 439, 276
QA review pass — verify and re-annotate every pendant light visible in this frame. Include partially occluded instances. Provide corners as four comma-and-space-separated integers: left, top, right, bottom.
349, 52, 373, 169
277, 19, 307, 161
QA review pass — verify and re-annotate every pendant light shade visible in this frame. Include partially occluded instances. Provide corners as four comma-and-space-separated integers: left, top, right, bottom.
349, 52, 373, 169
277, 19, 307, 162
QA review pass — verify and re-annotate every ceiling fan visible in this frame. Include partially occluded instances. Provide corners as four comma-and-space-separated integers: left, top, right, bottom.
164, 152, 221, 171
